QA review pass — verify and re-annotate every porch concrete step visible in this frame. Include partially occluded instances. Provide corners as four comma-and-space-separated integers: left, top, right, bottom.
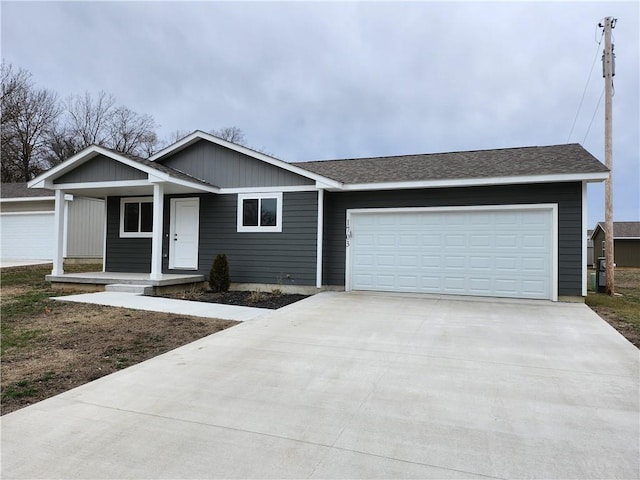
105, 284, 154, 295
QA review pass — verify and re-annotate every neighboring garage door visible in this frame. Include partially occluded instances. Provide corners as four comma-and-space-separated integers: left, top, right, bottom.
0, 213, 54, 259
348, 205, 556, 300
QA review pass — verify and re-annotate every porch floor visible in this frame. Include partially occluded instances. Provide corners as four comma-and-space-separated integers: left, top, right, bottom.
46, 271, 205, 287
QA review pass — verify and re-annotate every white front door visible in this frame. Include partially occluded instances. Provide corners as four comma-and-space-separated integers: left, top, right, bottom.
169, 198, 199, 270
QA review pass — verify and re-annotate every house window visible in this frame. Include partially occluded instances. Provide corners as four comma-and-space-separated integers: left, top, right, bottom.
120, 197, 153, 238
602, 240, 606, 257
237, 193, 282, 232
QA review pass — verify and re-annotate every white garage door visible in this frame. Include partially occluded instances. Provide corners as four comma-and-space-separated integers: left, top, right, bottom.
348, 206, 556, 300
0, 213, 54, 260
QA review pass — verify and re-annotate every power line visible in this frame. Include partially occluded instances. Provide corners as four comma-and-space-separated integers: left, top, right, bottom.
582, 86, 605, 144
567, 28, 604, 143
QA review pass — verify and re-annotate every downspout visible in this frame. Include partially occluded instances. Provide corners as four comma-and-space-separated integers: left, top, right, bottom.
316, 189, 324, 289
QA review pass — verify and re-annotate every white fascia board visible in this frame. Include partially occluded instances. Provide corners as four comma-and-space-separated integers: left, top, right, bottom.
0, 196, 55, 203
337, 172, 610, 192
49, 180, 151, 190
149, 130, 343, 189
614, 236, 640, 240
164, 176, 219, 193
218, 185, 318, 194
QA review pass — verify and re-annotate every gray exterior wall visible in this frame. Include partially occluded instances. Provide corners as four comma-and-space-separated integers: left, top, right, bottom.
164, 191, 318, 285
322, 182, 584, 296
55, 155, 147, 184
105, 197, 151, 272
159, 140, 315, 188
105, 191, 319, 283
67, 197, 104, 258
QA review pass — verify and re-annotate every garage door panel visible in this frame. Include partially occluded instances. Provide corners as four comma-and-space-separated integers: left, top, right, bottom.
0, 213, 54, 260
350, 208, 553, 300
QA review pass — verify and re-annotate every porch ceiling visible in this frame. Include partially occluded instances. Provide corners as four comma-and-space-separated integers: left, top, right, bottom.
55, 183, 212, 199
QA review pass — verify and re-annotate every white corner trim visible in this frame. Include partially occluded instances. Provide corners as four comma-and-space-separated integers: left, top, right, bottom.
582, 182, 588, 296
316, 189, 324, 288
236, 192, 283, 233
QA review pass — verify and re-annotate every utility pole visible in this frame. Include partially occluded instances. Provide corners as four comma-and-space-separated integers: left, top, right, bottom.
601, 16, 616, 295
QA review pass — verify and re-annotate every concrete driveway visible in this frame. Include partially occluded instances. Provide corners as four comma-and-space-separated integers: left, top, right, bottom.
2, 292, 638, 479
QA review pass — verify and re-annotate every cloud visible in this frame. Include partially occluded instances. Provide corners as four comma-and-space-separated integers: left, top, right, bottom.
2, 0, 638, 223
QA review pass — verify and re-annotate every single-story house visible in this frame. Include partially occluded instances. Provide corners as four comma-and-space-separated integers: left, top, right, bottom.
590, 222, 640, 267
587, 229, 594, 266
28, 131, 609, 300
0, 183, 104, 262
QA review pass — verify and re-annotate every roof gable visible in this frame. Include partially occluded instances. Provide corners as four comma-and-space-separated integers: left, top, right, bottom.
28, 145, 218, 193
54, 154, 147, 184
592, 222, 640, 239
150, 130, 340, 189
157, 138, 315, 189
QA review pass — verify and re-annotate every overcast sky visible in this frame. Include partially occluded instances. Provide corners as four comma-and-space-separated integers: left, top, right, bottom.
2, 1, 638, 225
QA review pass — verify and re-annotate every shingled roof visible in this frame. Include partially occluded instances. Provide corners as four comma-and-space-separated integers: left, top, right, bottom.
593, 222, 640, 239
1, 182, 54, 199
293, 143, 607, 184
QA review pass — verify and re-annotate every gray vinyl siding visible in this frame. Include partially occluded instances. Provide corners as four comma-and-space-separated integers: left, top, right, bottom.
105, 197, 151, 272
323, 182, 583, 296
164, 192, 318, 285
66, 197, 104, 258
55, 155, 147, 184
159, 140, 315, 188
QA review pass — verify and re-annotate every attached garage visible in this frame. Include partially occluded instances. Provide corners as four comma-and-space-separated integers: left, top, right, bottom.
347, 205, 557, 300
0, 212, 55, 260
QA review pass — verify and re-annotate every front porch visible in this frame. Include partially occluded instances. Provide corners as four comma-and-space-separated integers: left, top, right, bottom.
47, 271, 205, 292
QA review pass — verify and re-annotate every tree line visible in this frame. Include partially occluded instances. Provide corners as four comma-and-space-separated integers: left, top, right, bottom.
1, 62, 247, 183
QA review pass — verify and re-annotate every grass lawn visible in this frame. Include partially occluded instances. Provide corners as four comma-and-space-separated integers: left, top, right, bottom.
585, 267, 640, 348
1, 264, 238, 415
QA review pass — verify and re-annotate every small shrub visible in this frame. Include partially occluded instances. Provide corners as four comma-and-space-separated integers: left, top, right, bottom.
271, 288, 283, 297
209, 254, 230, 292
248, 290, 266, 303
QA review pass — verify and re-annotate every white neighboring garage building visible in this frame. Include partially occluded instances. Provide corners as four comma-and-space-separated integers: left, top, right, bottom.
0, 183, 104, 262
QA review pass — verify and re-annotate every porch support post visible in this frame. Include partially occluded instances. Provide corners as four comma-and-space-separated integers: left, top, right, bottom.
52, 189, 65, 275
150, 183, 165, 280
316, 189, 324, 288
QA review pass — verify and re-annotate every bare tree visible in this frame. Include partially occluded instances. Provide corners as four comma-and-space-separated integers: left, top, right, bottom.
210, 126, 246, 145
65, 91, 116, 147
1, 62, 60, 182
48, 91, 159, 161
108, 106, 158, 157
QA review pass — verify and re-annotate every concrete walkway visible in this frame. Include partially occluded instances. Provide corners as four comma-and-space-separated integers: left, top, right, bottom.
53, 291, 269, 322
2, 292, 639, 479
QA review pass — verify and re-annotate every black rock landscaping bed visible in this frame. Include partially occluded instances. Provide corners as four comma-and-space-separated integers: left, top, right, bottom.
157, 290, 310, 310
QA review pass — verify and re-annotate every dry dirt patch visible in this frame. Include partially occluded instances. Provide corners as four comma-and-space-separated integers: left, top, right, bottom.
1, 268, 238, 415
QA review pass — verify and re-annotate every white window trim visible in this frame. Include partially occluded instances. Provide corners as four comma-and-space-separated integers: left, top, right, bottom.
120, 196, 154, 238
237, 192, 283, 233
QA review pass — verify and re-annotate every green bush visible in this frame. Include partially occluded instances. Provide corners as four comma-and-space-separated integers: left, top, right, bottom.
209, 254, 230, 292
